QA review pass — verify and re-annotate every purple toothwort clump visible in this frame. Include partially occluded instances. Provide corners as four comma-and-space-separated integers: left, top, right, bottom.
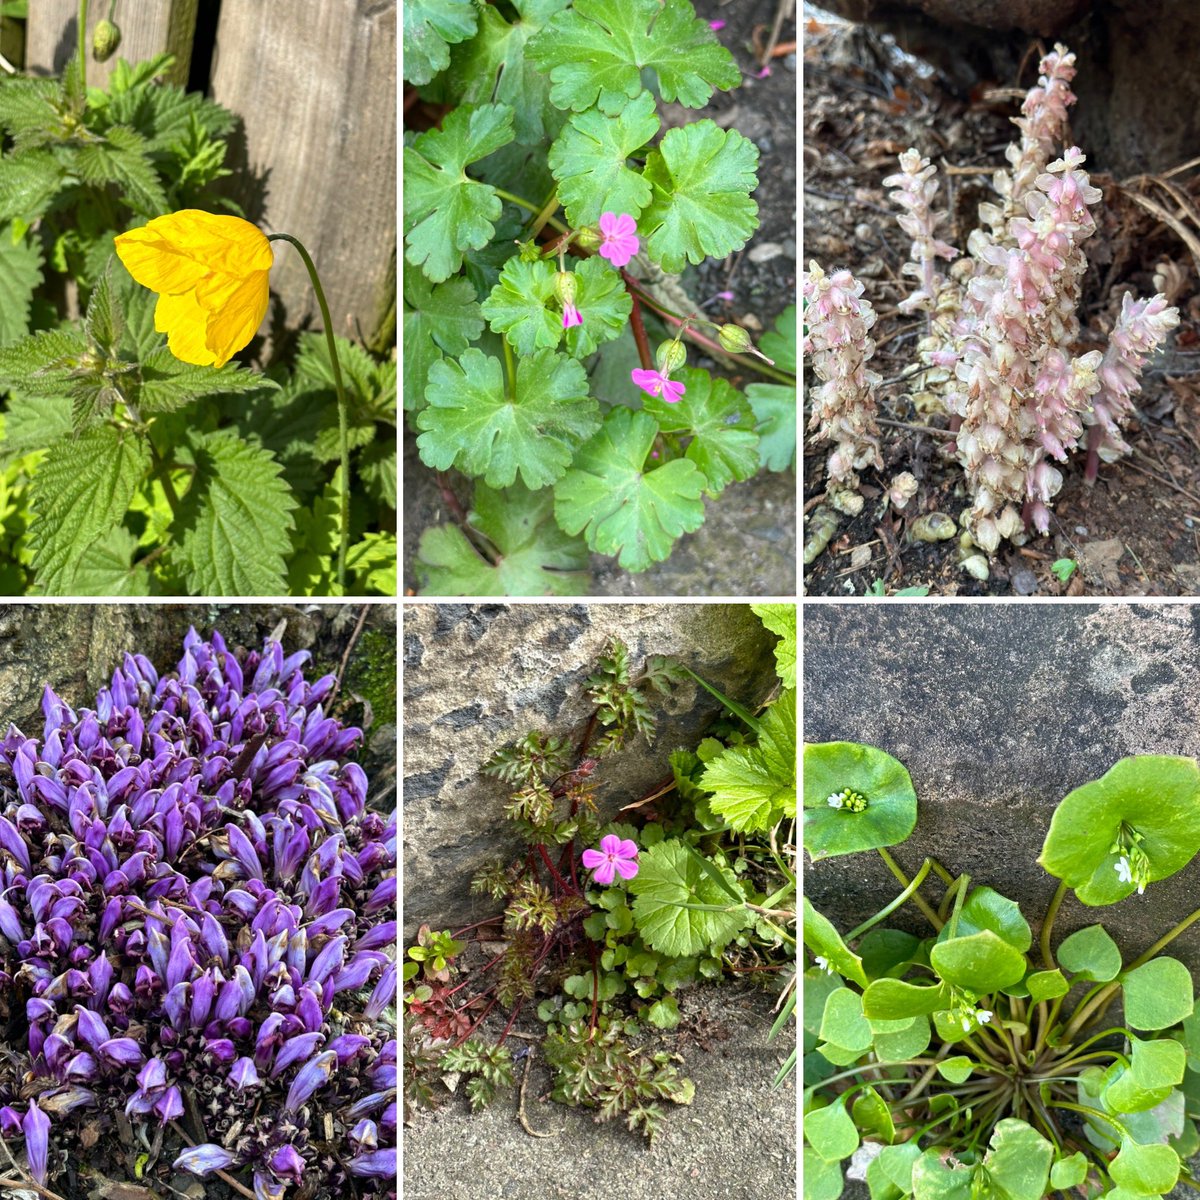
0, 629, 397, 1195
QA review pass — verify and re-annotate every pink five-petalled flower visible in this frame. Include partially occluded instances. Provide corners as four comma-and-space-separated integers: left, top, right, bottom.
598, 212, 640, 269
631, 368, 685, 404
562, 302, 583, 329
582, 835, 639, 885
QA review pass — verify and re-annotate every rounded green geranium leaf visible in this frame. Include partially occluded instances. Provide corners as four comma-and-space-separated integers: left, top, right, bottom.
930, 929, 1027, 993
937, 886, 1032, 955
803, 742, 917, 861
803, 896, 868, 987
1057, 924, 1123, 982
1123, 957, 1195, 1031
1039, 756, 1200, 905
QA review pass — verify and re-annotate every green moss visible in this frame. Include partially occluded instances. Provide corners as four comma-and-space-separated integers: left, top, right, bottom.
343, 626, 396, 727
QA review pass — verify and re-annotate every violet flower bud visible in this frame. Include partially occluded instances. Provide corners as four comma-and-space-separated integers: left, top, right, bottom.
350, 1118, 378, 1150
365, 963, 397, 1020
271, 1032, 325, 1078
205, 1038, 237, 1065
137, 1058, 168, 1092
327, 1035, 369, 1065
0, 1106, 21, 1137
268, 1144, 304, 1184
228, 1057, 262, 1090
75, 1006, 111, 1052
22, 1099, 50, 1184
99, 1037, 144, 1068
174, 1144, 236, 1176
154, 1086, 184, 1123
307, 935, 345, 986
348, 1148, 397, 1178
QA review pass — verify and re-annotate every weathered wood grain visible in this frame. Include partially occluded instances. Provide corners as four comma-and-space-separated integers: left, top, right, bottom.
25, 0, 195, 85
209, 0, 397, 347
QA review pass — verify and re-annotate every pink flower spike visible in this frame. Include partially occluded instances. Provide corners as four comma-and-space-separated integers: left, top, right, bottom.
709, 19, 726, 31
631, 368, 685, 404
581, 835, 639, 886
562, 302, 583, 329
598, 211, 640, 268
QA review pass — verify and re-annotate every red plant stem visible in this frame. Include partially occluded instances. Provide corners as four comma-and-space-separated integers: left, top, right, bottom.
452, 995, 500, 1048
435, 471, 470, 526
589, 940, 600, 1030
537, 844, 572, 893
1084, 425, 1103, 485
498, 1001, 524, 1045
627, 288, 653, 370
452, 916, 506, 939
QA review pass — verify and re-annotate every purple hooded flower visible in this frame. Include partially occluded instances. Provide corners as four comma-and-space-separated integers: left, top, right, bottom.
228, 1057, 262, 1090
174, 1143, 236, 1175
284, 1050, 337, 1113
22, 1099, 49, 1184
348, 1147, 397, 1178
269, 1144, 305, 1184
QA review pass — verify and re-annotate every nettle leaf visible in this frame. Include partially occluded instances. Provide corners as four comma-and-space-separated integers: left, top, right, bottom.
74, 125, 168, 217
29, 426, 150, 595
173, 430, 296, 596
643, 367, 759, 497
415, 480, 590, 597
700, 689, 796, 831
346, 533, 397, 596
138, 350, 272, 413
803, 896, 868, 988
548, 89, 659, 226
526, 0, 739, 115
752, 602, 796, 688
0, 328, 90, 398
0, 151, 66, 224
553, 407, 706, 572
1057, 924, 1122, 982
441, 0, 570, 145
1122, 957, 1194, 1031
0, 224, 42, 348
403, 266, 483, 413
402, 0, 479, 87
69, 527, 150, 597
803, 742, 918, 861
627, 838, 747, 956
416, 347, 599, 489
482, 256, 631, 359
641, 122, 759, 272
745, 382, 796, 472
1039, 756, 1200, 905
404, 103, 516, 284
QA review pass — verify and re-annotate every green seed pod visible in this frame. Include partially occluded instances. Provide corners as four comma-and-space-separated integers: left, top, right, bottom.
92, 18, 122, 62
554, 270, 577, 306
654, 338, 686, 375
575, 226, 601, 252
717, 323, 753, 354
517, 240, 541, 263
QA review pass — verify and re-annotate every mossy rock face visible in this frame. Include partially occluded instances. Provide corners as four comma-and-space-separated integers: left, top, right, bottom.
344, 625, 398, 727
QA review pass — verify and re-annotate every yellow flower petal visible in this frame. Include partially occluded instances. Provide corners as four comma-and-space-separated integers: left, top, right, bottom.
204, 270, 271, 368
155, 291, 217, 367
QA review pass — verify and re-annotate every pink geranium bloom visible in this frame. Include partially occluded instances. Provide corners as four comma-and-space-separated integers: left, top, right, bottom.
631, 368, 685, 403
709, 19, 726, 31
582, 835, 639, 885
598, 212, 639, 268
562, 302, 582, 329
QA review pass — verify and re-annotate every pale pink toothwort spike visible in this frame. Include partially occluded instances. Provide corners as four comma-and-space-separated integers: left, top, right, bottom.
598, 212, 640, 269
582, 835, 639, 885
631, 368, 685, 404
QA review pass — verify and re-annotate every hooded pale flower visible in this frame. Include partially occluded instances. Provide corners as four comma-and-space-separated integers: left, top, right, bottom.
562, 302, 583, 329
581, 835, 639, 885
114, 210, 273, 368
598, 212, 640, 269
631, 368, 685, 404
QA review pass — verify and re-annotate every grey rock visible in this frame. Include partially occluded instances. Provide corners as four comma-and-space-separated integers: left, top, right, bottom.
403, 603, 781, 935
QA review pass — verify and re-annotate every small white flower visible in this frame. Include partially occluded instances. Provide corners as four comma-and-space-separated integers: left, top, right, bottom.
1137, 880, 1146, 895
827, 791, 846, 809
814, 955, 835, 975
976, 1009, 993, 1025
961, 1015, 971, 1031
1115, 856, 1133, 885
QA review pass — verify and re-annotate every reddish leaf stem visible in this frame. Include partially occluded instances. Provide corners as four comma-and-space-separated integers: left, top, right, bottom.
627, 287, 654, 370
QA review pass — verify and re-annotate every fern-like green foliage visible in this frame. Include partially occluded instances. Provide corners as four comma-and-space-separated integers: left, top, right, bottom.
482, 731, 573, 785
587, 638, 684, 752
439, 1039, 515, 1112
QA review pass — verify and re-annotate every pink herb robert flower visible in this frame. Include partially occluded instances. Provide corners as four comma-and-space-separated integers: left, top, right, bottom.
598, 212, 639, 269
631, 368, 685, 404
562, 302, 583, 329
582, 835, 639, 885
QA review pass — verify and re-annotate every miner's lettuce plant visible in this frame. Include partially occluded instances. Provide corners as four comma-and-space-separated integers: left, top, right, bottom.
404, 0, 798, 595
0, 17, 397, 596
803, 743, 1200, 1200
405, 605, 796, 1141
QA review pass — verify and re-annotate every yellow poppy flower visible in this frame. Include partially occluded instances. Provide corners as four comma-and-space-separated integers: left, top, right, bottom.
114, 210, 273, 368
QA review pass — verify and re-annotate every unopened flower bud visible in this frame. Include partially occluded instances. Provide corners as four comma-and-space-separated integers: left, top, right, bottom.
92, 19, 122, 62
554, 270, 577, 307
575, 226, 601, 252
517, 240, 541, 263
718, 323, 754, 354
655, 338, 686, 376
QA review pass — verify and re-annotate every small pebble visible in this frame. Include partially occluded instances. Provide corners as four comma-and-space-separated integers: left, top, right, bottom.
748, 241, 784, 263
780, 238, 796, 260
1075, 525, 1088, 536
1011, 568, 1039, 596
854, 223, 873, 241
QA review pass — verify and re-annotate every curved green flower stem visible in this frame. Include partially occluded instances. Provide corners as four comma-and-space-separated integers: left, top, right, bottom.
927, 857, 955, 887
493, 187, 570, 235
937, 874, 965, 923
77, 0, 89, 95
526, 187, 562, 241
946, 873, 969, 938
501, 335, 517, 395
267, 232, 350, 588
1040, 880, 1069, 969
1177, 1174, 1200, 1193
1045, 1027, 1129, 1071
877, 847, 944, 930
1057, 981, 1109, 1043
1048, 1100, 1132, 1142
845, 856, 934, 942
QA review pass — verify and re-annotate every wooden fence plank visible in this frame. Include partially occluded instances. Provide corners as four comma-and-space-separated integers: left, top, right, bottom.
25, 0, 195, 85
209, 0, 396, 348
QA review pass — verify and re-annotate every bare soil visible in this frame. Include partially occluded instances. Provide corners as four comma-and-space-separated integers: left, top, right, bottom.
803, 11, 1200, 597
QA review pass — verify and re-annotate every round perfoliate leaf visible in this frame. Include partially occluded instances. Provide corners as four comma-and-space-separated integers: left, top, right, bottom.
1039, 756, 1200, 905
859, 928, 922, 980
819, 988, 873, 1055
1057, 924, 1122, 982
1122, 957, 1194, 1031
804, 742, 917, 861
937, 1056, 974, 1084
937, 886, 1032, 954
805, 1148, 845, 1200
853, 1086, 895, 1145
872, 1014, 931, 1062
929, 929, 1027, 993
879, 1142, 922, 1194
1026, 969, 1069, 1002
862, 979, 950, 1021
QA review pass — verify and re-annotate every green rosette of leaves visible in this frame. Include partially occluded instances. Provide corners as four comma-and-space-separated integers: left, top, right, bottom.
803, 741, 917, 861
1039, 755, 1200, 905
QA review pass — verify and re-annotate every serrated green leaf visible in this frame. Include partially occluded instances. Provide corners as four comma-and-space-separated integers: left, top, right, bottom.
752, 603, 796, 688
403, 266, 483, 412
745, 382, 796, 472
67, 527, 151, 596
416, 347, 599, 489
403, 0, 479, 86
553, 407, 705, 571
643, 366, 759, 496
548, 89, 659, 226
526, 0, 740, 115
173, 431, 296, 595
84, 262, 124, 356
761, 304, 797, 374
641, 122, 759, 272
345, 532, 397, 596
74, 125, 168, 217
701, 690, 796, 832
358, 441, 397, 509
0, 223, 42, 348
137, 349, 273, 413
1, 395, 73, 460
627, 838, 748, 956
0, 151, 66, 224
0, 78, 62, 144
416, 479, 590, 597
0, 329, 89, 400
29, 426, 150, 594
404, 103, 516, 284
